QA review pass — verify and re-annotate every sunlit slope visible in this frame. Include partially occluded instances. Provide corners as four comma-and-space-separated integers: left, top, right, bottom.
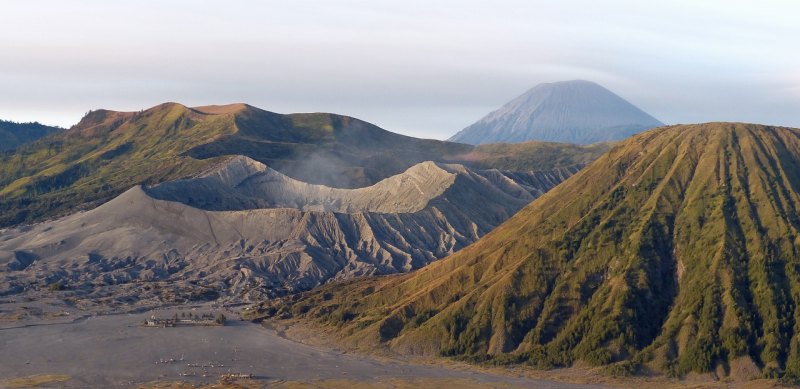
0, 103, 230, 226
259, 123, 800, 379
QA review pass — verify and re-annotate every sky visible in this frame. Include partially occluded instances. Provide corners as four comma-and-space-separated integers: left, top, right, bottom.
1, 0, 798, 139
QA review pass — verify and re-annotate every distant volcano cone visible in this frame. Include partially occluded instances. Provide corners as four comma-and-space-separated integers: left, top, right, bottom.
268, 123, 800, 379
450, 80, 663, 145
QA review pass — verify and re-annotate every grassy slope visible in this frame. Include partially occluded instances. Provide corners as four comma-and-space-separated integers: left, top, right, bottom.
255, 123, 800, 380
0, 103, 605, 227
0, 103, 232, 226
0, 120, 62, 151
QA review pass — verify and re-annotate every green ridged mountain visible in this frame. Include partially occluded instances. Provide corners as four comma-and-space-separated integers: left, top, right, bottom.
256, 122, 800, 380
0, 103, 605, 227
0, 119, 62, 151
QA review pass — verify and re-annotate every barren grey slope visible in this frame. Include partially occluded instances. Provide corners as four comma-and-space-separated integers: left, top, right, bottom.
449, 80, 663, 145
0, 156, 576, 305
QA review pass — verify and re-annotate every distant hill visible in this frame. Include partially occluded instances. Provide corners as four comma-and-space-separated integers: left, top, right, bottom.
0, 103, 605, 227
0, 120, 61, 151
448, 141, 613, 172
260, 122, 800, 380
449, 80, 663, 145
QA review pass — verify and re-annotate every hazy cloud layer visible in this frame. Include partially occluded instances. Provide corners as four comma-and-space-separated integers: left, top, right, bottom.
1, 0, 798, 139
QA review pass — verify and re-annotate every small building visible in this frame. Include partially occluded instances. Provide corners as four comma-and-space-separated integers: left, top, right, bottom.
143, 314, 223, 327
144, 315, 176, 327
222, 373, 254, 379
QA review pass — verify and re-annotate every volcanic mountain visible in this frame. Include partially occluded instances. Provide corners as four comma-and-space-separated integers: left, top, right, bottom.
0, 119, 61, 151
0, 156, 574, 304
260, 123, 800, 379
0, 103, 605, 227
449, 80, 663, 145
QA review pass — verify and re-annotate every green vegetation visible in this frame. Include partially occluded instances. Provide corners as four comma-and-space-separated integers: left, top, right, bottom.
47, 281, 66, 291
255, 123, 800, 380
3, 374, 71, 388
0, 104, 226, 226
216, 313, 227, 325
448, 141, 612, 172
0, 119, 62, 151
0, 102, 600, 228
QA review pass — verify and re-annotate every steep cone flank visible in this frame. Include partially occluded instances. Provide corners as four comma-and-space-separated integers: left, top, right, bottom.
260, 123, 800, 378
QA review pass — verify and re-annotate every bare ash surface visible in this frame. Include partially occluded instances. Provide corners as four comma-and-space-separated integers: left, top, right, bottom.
0, 300, 608, 388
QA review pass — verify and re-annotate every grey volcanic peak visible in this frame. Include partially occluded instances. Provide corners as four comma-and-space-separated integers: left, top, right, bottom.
449, 80, 663, 145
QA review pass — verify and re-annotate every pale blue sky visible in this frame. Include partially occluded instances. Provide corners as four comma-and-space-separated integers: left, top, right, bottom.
1, 0, 798, 139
